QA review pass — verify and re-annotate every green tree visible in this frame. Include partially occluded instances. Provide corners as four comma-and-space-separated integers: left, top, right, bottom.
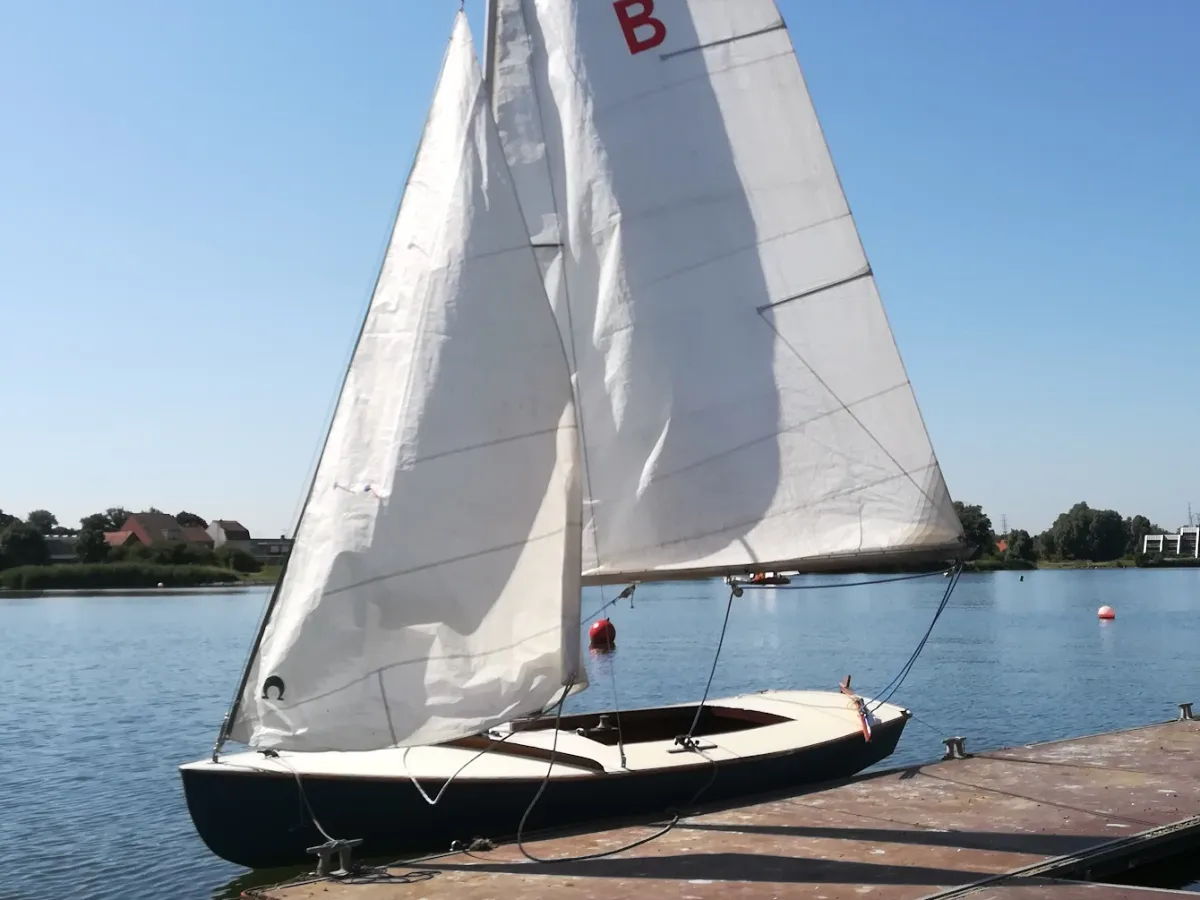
176, 511, 208, 528
130, 540, 215, 567
1088, 509, 1128, 562
0, 510, 18, 531
76, 529, 111, 563
80, 508, 132, 533
0, 522, 49, 568
1124, 515, 1162, 557
80, 513, 110, 533
953, 501, 996, 557
215, 545, 262, 573
1005, 529, 1037, 562
1050, 502, 1094, 560
1035, 529, 1058, 560
26, 509, 58, 535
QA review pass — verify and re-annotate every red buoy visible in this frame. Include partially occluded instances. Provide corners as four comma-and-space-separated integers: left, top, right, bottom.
588, 618, 616, 649
1098, 605, 1115, 620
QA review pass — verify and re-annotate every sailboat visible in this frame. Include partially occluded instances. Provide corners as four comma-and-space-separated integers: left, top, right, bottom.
180, 0, 965, 870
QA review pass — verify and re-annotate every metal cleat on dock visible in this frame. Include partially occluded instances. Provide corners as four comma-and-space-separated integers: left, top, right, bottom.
306, 838, 364, 877
1180, 702, 1194, 721
942, 736, 971, 760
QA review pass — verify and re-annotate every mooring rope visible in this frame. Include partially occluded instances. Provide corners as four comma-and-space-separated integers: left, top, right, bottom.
869, 561, 964, 711
514, 673, 720, 864
515, 582, 737, 864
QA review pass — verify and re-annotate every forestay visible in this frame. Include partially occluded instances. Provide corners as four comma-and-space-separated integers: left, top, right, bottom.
227, 13, 584, 753
491, 0, 964, 585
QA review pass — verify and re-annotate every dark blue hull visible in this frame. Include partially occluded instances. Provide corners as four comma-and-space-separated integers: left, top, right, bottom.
180, 713, 907, 870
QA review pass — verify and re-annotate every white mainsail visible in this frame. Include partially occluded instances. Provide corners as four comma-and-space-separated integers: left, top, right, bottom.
491, 0, 964, 585
227, 13, 584, 753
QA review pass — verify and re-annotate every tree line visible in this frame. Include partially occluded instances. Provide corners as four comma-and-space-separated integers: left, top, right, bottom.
0, 507, 261, 574
954, 500, 1171, 566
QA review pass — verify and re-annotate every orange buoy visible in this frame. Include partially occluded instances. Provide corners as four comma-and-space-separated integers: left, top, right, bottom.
1098, 605, 1115, 620
588, 618, 616, 649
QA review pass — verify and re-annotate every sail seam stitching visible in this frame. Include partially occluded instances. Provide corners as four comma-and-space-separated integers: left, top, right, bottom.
588, 462, 939, 563
758, 312, 943, 513
323, 527, 569, 598
404, 423, 575, 467
586, 48, 796, 126
631, 381, 911, 490
574, 212, 855, 306
660, 22, 787, 61
254, 622, 571, 720
757, 267, 873, 313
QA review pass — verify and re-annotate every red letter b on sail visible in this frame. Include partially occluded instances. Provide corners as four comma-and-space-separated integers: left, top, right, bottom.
614, 0, 667, 55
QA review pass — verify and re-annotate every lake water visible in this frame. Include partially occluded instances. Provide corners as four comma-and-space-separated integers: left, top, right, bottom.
3, 569, 1199, 900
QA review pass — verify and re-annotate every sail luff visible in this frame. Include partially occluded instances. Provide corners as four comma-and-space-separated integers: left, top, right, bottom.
226, 11, 585, 753
212, 17, 469, 756
764, 1, 955, 522
493, 0, 964, 585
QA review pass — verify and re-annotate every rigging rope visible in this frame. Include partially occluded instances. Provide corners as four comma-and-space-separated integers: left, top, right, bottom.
682, 582, 738, 743
736, 567, 953, 592
601, 586, 632, 769
514, 673, 721, 864
402, 730, 519, 806
579, 582, 636, 631
869, 561, 964, 711
515, 581, 736, 863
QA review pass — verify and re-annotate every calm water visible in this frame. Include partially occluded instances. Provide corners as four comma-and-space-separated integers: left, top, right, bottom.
3, 569, 1200, 900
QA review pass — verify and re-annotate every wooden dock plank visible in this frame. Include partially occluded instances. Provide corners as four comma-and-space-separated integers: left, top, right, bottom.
950, 878, 1200, 900
254, 720, 1200, 900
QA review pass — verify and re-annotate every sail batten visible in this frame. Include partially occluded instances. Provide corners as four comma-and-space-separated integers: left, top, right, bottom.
227, 12, 584, 754
492, 0, 964, 583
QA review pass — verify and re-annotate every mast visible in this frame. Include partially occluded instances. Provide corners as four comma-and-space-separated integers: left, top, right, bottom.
482, 0, 499, 97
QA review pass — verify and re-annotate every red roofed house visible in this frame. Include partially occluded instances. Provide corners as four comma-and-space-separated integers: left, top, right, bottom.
104, 531, 140, 548
113, 512, 213, 547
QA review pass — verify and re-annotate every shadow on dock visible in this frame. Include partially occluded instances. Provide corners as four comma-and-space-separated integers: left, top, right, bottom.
238, 718, 1200, 900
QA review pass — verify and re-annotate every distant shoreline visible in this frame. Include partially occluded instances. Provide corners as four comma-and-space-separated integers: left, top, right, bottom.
0, 561, 284, 593
967, 558, 1200, 572
0, 584, 272, 598
3, 559, 1198, 598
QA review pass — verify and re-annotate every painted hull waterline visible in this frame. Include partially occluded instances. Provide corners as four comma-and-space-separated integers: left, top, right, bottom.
179, 689, 909, 870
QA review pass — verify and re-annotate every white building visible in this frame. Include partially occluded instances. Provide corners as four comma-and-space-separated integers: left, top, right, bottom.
1144, 526, 1200, 558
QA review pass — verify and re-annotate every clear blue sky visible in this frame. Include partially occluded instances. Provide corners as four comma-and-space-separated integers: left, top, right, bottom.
2, 0, 1197, 538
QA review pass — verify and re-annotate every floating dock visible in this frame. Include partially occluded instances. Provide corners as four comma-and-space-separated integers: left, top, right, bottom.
249, 713, 1200, 900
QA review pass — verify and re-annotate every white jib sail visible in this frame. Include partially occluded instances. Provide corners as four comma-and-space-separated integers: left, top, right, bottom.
491, 0, 964, 584
228, 12, 585, 753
